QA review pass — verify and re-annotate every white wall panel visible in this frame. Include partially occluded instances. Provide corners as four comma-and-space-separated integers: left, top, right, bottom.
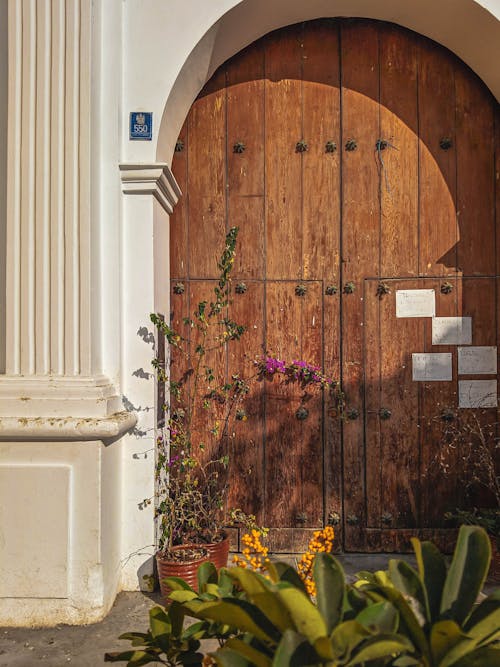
0, 465, 70, 598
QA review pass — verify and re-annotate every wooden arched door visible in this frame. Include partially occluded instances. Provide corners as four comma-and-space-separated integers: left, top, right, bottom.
169, 19, 500, 552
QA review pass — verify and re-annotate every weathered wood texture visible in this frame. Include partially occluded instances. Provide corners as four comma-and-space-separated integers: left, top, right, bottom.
169, 19, 499, 553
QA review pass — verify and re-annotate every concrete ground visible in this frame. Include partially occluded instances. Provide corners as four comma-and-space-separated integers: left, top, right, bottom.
0, 553, 496, 667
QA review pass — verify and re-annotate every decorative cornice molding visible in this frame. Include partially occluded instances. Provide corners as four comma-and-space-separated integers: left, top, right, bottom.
0, 411, 137, 442
119, 162, 182, 214
0, 375, 125, 418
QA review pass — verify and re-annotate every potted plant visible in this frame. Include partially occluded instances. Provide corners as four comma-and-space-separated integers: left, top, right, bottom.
150, 228, 251, 593
150, 228, 343, 596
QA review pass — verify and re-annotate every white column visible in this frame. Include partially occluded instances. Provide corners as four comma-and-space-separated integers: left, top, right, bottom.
0, 0, 132, 435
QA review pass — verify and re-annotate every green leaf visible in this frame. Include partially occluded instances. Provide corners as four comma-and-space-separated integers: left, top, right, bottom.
164, 576, 195, 592
169, 600, 186, 637
440, 526, 491, 625
251, 592, 293, 632
313, 553, 345, 634
277, 585, 328, 644
412, 537, 447, 624
439, 597, 500, 667
389, 559, 428, 624
356, 601, 399, 634
169, 590, 199, 603
343, 587, 369, 620
392, 657, 421, 666
182, 598, 281, 644
104, 649, 160, 665
117, 632, 152, 645
345, 634, 414, 666
452, 646, 500, 667
197, 561, 218, 592
430, 620, 469, 665
205, 583, 222, 598
313, 635, 335, 661
213, 648, 252, 667
330, 620, 371, 662
362, 586, 430, 661
223, 638, 273, 667
182, 621, 209, 640
273, 629, 319, 667
178, 650, 204, 666
271, 562, 308, 594
149, 606, 173, 653
229, 566, 269, 597
464, 589, 500, 637
217, 568, 235, 596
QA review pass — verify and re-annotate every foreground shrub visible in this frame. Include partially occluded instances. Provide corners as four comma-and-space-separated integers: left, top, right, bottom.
105, 526, 500, 666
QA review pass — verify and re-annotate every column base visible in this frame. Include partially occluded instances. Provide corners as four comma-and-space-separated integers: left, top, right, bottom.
0, 374, 125, 416
0, 375, 137, 441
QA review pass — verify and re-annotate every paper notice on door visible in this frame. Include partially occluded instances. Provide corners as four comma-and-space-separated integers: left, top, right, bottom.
432, 317, 472, 345
412, 353, 452, 381
458, 346, 497, 375
396, 290, 435, 318
459, 379, 497, 408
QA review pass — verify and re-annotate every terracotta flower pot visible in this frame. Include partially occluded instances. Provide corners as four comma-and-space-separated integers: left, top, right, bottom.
201, 531, 231, 570
156, 545, 209, 599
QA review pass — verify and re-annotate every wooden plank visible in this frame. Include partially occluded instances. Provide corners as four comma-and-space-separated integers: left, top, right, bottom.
365, 529, 458, 554
377, 26, 420, 537
227, 42, 265, 280
377, 279, 421, 530
227, 281, 265, 523
265, 528, 338, 554
496, 109, 500, 276
379, 24, 418, 277
456, 68, 495, 276
418, 39, 458, 276
363, 279, 381, 541
382, 280, 421, 529
170, 118, 189, 279
341, 20, 380, 550
323, 283, 342, 543
169, 284, 191, 416
264, 282, 306, 534
301, 20, 341, 281
419, 277, 459, 527
227, 196, 265, 280
301, 20, 342, 542
264, 25, 302, 280
299, 282, 323, 527
187, 68, 226, 278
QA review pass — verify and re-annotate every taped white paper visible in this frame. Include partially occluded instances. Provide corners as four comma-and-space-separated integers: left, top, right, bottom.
458, 346, 497, 375
459, 380, 497, 408
412, 353, 452, 381
396, 289, 435, 318
432, 317, 472, 345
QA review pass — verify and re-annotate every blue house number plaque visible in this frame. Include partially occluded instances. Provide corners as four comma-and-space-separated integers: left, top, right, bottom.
130, 112, 153, 140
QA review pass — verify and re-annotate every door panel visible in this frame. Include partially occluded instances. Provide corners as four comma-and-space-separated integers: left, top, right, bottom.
264, 281, 324, 551
169, 19, 499, 552
364, 277, 498, 551
341, 22, 381, 550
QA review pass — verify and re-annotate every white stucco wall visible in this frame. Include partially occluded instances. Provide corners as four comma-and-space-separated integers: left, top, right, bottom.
0, 0, 7, 375
120, 0, 500, 165
1, 0, 500, 627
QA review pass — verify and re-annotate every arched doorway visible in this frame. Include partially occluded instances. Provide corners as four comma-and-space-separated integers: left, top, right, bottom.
168, 19, 499, 552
